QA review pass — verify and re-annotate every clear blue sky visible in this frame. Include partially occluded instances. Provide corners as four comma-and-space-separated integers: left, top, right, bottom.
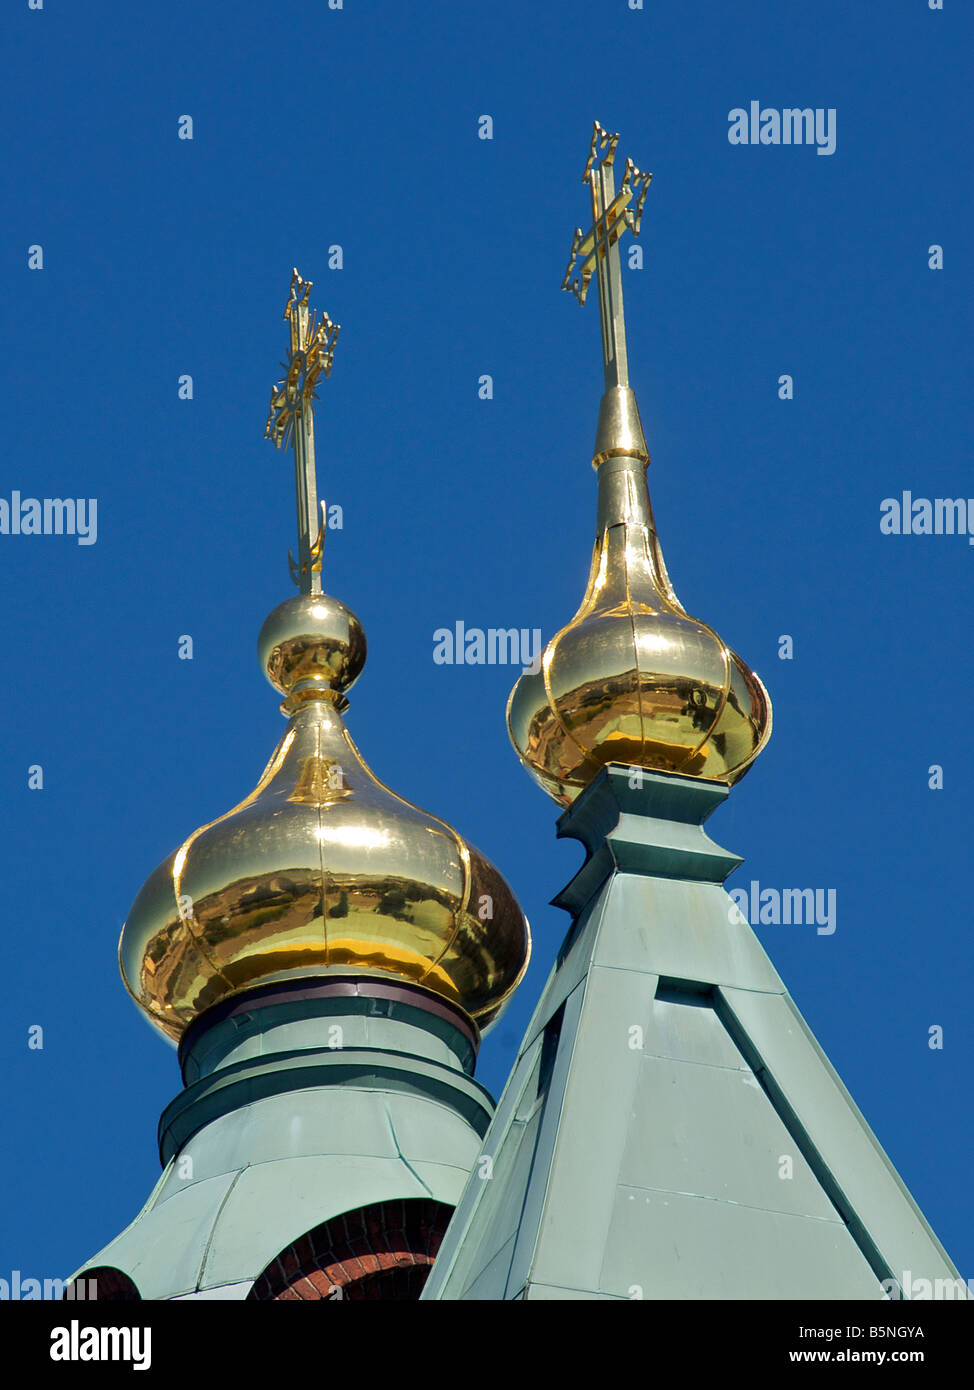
2, 0, 971, 1289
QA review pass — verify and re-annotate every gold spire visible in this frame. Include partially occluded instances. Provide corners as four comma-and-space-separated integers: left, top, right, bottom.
119, 273, 529, 1042
507, 123, 772, 806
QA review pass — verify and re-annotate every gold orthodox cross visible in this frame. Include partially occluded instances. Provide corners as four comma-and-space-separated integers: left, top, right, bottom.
265, 268, 340, 593
561, 122, 652, 391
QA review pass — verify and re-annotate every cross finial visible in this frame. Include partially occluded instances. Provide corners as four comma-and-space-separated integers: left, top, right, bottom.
561, 122, 652, 391
265, 269, 341, 593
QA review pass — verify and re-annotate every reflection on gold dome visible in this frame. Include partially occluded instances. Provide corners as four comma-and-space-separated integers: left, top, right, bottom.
507, 451, 771, 804
121, 594, 530, 1043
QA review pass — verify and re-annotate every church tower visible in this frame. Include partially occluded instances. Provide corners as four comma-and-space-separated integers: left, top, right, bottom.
421, 124, 965, 1302
67, 271, 529, 1301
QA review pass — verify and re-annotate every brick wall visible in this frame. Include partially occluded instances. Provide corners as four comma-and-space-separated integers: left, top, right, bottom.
248, 1198, 453, 1301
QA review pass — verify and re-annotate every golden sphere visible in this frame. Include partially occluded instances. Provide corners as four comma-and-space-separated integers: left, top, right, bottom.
258, 593, 366, 707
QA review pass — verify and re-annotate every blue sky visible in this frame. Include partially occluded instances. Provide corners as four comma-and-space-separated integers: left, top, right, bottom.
2, 0, 971, 1289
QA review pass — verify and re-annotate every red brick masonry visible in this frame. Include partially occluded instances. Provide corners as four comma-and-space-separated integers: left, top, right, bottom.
248, 1198, 453, 1301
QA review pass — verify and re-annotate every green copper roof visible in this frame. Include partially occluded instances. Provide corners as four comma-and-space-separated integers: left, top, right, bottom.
70, 993, 493, 1300
422, 766, 965, 1301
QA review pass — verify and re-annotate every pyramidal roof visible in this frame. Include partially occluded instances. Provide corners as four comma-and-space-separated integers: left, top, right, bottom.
423, 123, 966, 1302
422, 768, 962, 1300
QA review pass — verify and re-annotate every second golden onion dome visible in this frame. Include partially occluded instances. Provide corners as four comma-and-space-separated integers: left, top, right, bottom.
120, 594, 530, 1042
507, 390, 772, 806
509, 125, 772, 806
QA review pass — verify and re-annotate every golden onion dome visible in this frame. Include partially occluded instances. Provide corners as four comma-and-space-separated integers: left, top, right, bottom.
508, 124, 771, 806
120, 592, 530, 1043
506, 393, 772, 807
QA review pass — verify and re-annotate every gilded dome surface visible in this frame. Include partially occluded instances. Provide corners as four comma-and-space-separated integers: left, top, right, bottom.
509, 122, 771, 806
507, 408, 771, 807
120, 595, 530, 1042
120, 270, 530, 1044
